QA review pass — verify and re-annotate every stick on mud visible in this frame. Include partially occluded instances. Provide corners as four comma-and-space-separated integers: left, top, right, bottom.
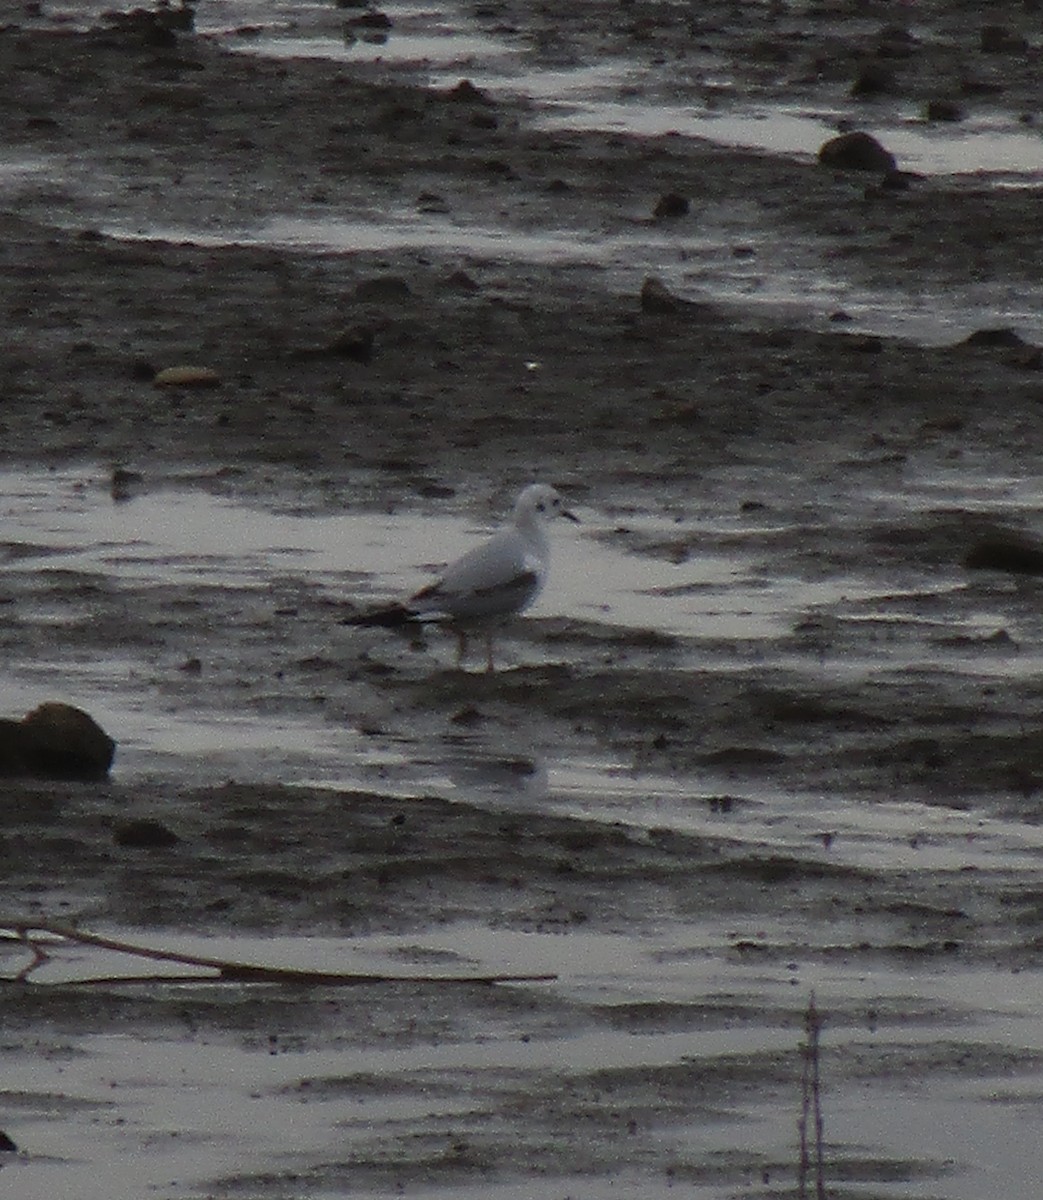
0, 920, 556, 988
798, 991, 827, 1199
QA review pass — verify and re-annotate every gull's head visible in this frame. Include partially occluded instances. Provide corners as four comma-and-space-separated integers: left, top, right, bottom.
514, 483, 580, 525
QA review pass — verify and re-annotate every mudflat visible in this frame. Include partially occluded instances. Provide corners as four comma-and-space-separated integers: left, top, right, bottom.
2, 5, 1043, 1197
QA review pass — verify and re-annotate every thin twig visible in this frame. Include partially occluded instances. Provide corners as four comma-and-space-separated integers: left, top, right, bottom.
0, 920, 556, 988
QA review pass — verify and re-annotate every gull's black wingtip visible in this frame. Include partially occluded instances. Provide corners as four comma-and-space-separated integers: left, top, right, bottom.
340, 604, 414, 628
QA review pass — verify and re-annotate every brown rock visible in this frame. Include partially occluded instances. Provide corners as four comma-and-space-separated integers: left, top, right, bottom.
354, 275, 412, 303
966, 534, 1043, 575
115, 819, 179, 849
960, 327, 1032, 349
653, 192, 689, 219
640, 276, 686, 314
850, 64, 894, 97
445, 79, 493, 105
153, 365, 222, 389
980, 25, 1028, 54
925, 98, 964, 122
18, 702, 116, 780
818, 131, 897, 173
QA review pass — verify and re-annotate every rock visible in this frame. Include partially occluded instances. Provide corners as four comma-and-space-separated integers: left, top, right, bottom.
640, 276, 687, 314
0, 703, 116, 781
354, 275, 412, 303
416, 191, 450, 213
0, 721, 33, 776
100, 0, 196, 45
980, 25, 1028, 54
653, 192, 689, 219
153, 365, 222, 388
291, 327, 374, 362
444, 269, 479, 293
879, 170, 913, 192
966, 534, 1043, 575
129, 358, 156, 381
925, 98, 964, 122
325, 327, 375, 361
345, 8, 392, 30
111, 465, 143, 502
1011, 347, 1043, 370
961, 77, 1005, 97
875, 24, 918, 58
114, 818, 180, 849
960, 327, 1032, 349
818, 131, 897, 173
445, 79, 493, 105
0, 1131, 16, 1152
850, 64, 894, 97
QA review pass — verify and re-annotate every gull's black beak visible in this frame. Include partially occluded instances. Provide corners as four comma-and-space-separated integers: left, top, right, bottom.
562, 507, 580, 524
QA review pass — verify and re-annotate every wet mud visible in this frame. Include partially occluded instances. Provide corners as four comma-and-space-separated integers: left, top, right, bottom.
3, 4, 1043, 1198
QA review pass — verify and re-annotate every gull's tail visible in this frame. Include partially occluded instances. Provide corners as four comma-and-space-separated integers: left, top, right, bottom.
341, 604, 415, 628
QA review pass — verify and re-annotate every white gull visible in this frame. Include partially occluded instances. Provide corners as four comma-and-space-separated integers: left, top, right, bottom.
343, 483, 579, 671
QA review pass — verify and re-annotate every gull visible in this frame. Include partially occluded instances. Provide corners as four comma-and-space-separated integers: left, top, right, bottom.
343, 483, 579, 671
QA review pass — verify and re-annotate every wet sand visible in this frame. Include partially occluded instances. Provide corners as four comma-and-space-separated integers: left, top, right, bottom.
3, 4, 1043, 1197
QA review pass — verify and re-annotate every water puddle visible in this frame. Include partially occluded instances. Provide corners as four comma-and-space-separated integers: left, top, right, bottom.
2, 464, 1037, 789
532, 99, 1043, 180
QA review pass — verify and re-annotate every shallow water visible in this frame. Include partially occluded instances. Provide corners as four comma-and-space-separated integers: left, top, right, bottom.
4, 923, 1043, 1199
5, 464, 1043, 1197
3, 464, 1031, 782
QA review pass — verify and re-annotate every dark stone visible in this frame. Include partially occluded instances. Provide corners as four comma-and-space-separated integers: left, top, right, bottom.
879, 169, 914, 191
354, 275, 412, 302
0, 703, 115, 781
961, 77, 1005, 96
325, 328, 375, 362
980, 24, 1028, 53
925, 98, 964, 122
415, 191, 450, 213
640, 275, 694, 314
960, 327, 1032, 349
114, 818, 180, 849
653, 192, 689, 219
111, 466, 143, 503
445, 79, 493, 105
292, 327, 375, 363
850, 63, 893, 97
0, 721, 32, 776
346, 9, 392, 30
0, 1131, 16, 1152
130, 358, 157, 381
966, 535, 1043, 575
818, 131, 897, 173
444, 269, 479, 292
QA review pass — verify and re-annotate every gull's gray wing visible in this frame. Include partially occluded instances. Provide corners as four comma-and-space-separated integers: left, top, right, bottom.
407, 528, 544, 622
